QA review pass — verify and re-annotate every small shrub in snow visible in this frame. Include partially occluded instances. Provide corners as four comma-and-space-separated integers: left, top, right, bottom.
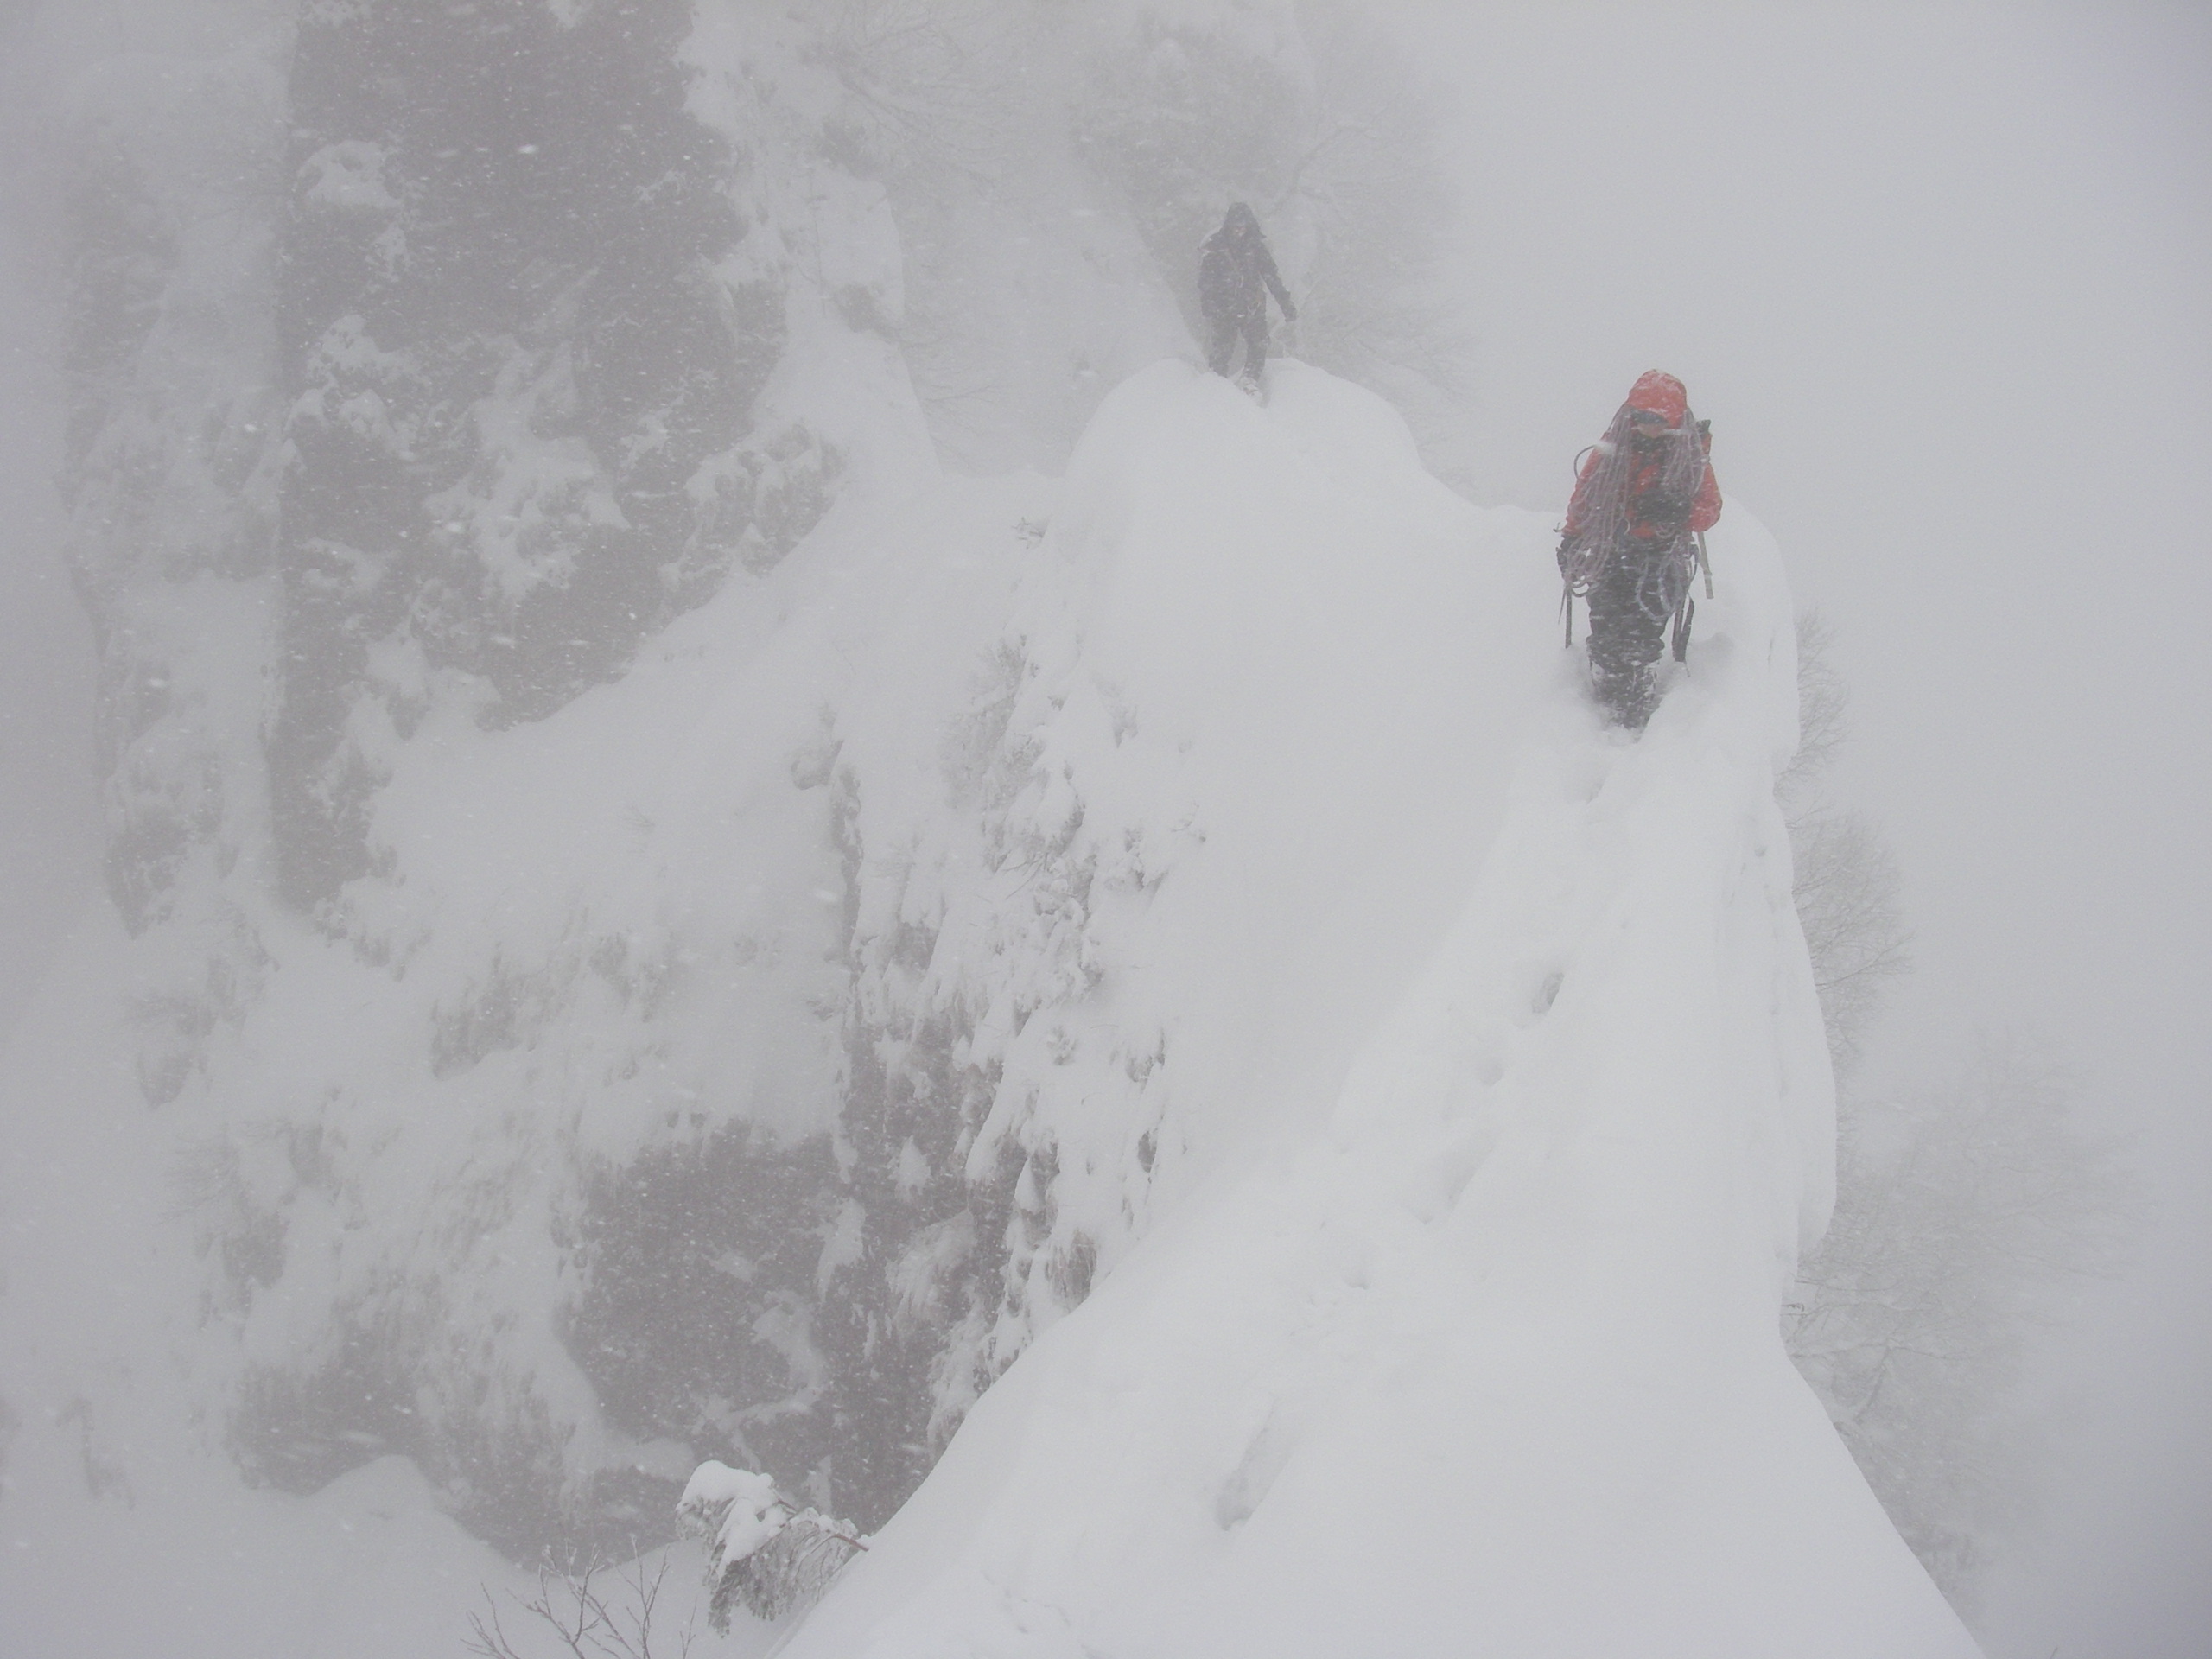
464, 1558, 693, 1659
677, 1461, 867, 1629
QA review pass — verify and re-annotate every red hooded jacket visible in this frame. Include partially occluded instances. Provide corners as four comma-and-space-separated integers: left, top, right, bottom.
1562, 371, 1722, 543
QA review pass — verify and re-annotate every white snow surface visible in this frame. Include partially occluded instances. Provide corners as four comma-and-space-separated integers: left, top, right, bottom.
0, 361, 1976, 1656
771, 363, 1977, 1657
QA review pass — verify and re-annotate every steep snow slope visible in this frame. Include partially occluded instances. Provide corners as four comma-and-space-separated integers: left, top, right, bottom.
1, 361, 1973, 1656
775, 365, 1980, 1658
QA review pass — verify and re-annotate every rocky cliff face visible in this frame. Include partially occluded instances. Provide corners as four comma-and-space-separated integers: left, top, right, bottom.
270, 0, 775, 905
40, 0, 1458, 1560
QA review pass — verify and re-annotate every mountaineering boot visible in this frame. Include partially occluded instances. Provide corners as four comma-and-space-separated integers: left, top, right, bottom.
1592, 658, 1657, 731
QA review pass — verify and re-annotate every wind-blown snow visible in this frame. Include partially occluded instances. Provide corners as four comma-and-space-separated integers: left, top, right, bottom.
771, 364, 1978, 1657
0, 358, 1977, 1657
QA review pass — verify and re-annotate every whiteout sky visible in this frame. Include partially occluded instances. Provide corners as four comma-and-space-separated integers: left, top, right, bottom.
1387, 4, 2209, 1654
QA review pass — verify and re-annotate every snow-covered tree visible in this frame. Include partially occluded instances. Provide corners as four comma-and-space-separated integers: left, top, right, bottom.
1788, 1038, 2142, 1611
1777, 610, 1911, 1080
1782, 615, 2145, 1615
270, 0, 795, 906
54, 27, 287, 1109
1270, 1, 1475, 466
1068, 0, 1473, 460
804, 0, 1473, 472
677, 1462, 866, 1630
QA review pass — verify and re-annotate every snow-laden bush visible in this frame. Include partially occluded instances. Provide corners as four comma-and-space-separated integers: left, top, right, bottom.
1782, 614, 2146, 1617
677, 1461, 867, 1629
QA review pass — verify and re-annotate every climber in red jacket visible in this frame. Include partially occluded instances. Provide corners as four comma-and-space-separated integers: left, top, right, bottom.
1556, 371, 1722, 729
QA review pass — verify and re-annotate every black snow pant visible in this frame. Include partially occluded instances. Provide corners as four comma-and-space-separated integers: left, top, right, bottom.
1206, 306, 1268, 379
1585, 542, 1686, 730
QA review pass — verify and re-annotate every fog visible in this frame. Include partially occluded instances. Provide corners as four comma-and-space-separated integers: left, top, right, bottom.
1396, 4, 2211, 1652
0, 147, 99, 1039
0, 2, 2203, 1655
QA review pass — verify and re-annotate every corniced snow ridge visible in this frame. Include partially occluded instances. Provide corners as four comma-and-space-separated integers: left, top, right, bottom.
769, 363, 1982, 1659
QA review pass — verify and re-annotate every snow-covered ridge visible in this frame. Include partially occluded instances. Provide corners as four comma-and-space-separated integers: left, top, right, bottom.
0, 359, 1541, 1556
1, 351, 1979, 1655
771, 365, 1980, 1656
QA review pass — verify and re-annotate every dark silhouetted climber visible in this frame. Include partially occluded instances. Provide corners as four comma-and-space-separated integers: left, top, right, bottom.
1556, 372, 1722, 729
1198, 203, 1296, 392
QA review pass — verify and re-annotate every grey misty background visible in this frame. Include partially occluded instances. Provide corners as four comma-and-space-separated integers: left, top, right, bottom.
0, 2, 2204, 1656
